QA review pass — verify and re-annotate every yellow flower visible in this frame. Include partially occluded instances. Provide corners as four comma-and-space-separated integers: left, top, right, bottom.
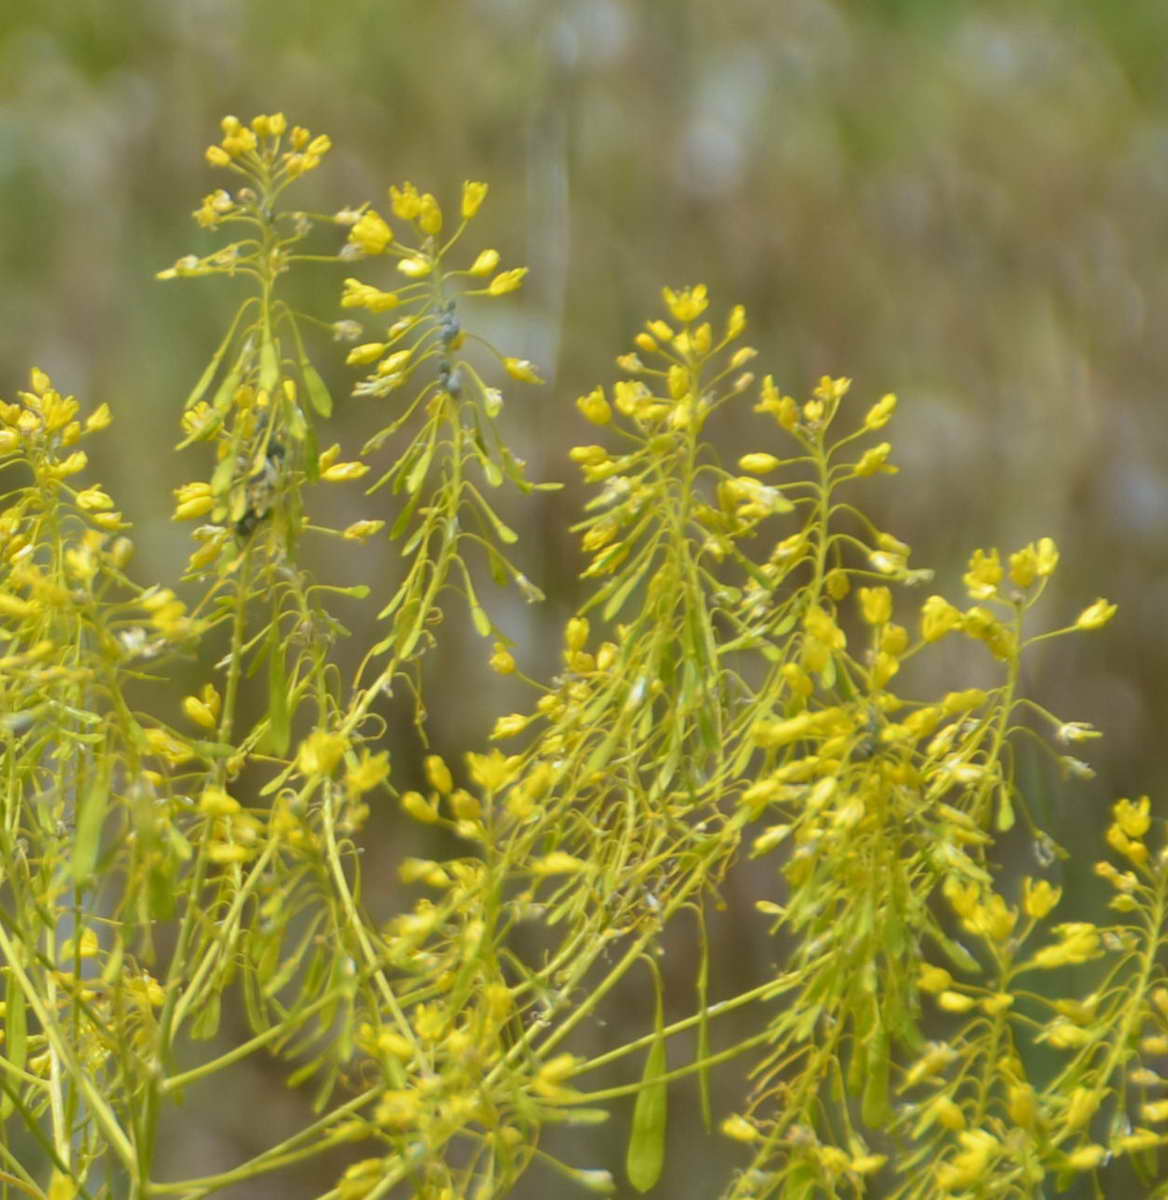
1064, 1088, 1101, 1131
1008, 1084, 1037, 1129
491, 713, 529, 740
661, 284, 708, 323
461, 180, 488, 219
375, 1089, 421, 1129
804, 606, 846, 650
183, 695, 218, 729
346, 343, 386, 366
321, 461, 370, 482
1113, 795, 1151, 838
1009, 544, 1038, 588
813, 375, 851, 402
466, 749, 520, 791
752, 712, 815, 749
389, 181, 422, 220
1032, 922, 1101, 969
469, 248, 500, 276
720, 1115, 759, 1142
172, 481, 215, 520
1075, 598, 1117, 630
338, 1159, 387, 1200
1023, 877, 1062, 918
85, 402, 112, 432
576, 387, 611, 425
932, 1096, 966, 1131
296, 730, 348, 777
738, 452, 781, 475
864, 393, 897, 430
342, 519, 385, 541
918, 964, 952, 993
533, 1053, 583, 1099
54, 451, 88, 477
504, 358, 543, 384
346, 751, 390, 795
489, 642, 517, 675
410, 192, 440, 234
532, 852, 587, 875
935, 1130, 998, 1193
968, 893, 1016, 941
400, 791, 438, 823
1066, 1144, 1106, 1171
859, 586, 892, 626
1035, 536, 1060, 576
75, 485, 114, 512
340, 277, 400, 312
424, 755, 454, 794
487, 268, 528, 295
855, 442, 895, 477
199, 787, 240, 816
963, 548, 1002, 600
396, 256, 433, 279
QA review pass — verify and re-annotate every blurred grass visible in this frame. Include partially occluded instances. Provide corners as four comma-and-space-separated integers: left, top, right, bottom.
1, 1, 1166, 1193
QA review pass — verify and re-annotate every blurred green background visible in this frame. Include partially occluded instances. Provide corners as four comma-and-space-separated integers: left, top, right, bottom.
2, 0, 1167, 1194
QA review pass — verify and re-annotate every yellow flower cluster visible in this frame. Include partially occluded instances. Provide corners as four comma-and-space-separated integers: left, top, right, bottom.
341, 178, 534, 411
204, 112, 330, 179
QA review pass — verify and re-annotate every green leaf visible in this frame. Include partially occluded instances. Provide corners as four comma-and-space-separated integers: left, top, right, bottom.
210, 452, 237, 500
931, 930, 982, 975
405, 439, 435, 495
301, 359, 333, 418
190, 990, 221, 1041
627, 965, 668, 1193
266, 625, 291, 756
5, 974, 26, 1076
996, 785, 1015, 832
603, 553, 655, 622
259, 332, 280, 394
463, 571, 492, 637
475, 495, 518, 544
210, 354, 246, 414
388, 482, 425, 540
695, 906, 712, 1132
303, 419, 320, 482
861, 1024, 892, 1127
185, 300, 253, 409
184, 350, 226, 412
818, 655, 837, 690
73, 756, 111, 883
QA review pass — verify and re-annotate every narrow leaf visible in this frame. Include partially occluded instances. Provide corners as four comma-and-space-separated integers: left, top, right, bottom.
861, 1025, 892, 1127
627, 964, 668, 1192
73, 756, 111, 883
301, 359, 333, 418
259, 333, 280, 394
266, 625, 291, 756
695, 905, 712, 1132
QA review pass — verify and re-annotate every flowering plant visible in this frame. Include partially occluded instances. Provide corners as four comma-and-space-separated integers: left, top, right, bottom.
0, 114, 1163, 1200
